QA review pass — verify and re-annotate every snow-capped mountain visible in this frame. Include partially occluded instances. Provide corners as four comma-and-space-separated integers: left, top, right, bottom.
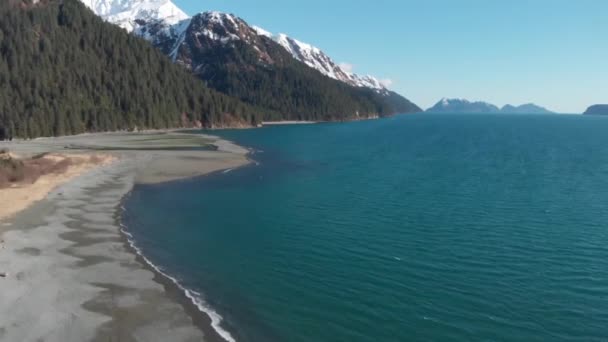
254, 27, 387, 91
426, 98, 500, 113
80, 0, 188, 32
81, 0, 390, 93
78, 0, 421, 118
165, 11, 280, 72
187, 11, 265, 48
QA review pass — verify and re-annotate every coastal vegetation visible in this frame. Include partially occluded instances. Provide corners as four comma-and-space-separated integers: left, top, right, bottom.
0, 151, 26, 186
0, 150, 74, 188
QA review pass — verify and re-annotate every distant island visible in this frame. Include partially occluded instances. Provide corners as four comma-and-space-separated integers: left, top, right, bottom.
426, 98, 554, 114
583, 105, 608, 115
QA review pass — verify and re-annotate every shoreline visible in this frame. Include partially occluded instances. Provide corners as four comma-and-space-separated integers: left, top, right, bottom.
261, 120, 318, 125
0, 131, 249, 341
117, 213, 236, 342
116, 166, 257, 342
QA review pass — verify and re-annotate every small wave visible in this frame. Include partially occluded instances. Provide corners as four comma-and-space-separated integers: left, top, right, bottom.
223, 168, 234, 174
423, 316, 439, 323
119, 222, 237, 342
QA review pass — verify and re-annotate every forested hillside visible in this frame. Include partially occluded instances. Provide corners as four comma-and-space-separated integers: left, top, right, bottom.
0, 0, 266, 139
167, 12, 421, 121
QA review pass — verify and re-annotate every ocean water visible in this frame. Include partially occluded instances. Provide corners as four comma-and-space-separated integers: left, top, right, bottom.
123, 114, 608, 342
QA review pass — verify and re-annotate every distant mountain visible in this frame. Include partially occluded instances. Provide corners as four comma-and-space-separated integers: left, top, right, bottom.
583, 105, 608, 115
80, 0, 421, 121
427, 98, 554, 114
500, 103, 553, 114
426, 98, 500, 113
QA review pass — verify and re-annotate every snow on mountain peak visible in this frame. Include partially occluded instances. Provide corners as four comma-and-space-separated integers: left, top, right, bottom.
81, 0, 188, 32
253, 27, 388, 92
186, 11, 263, 46
275, 34, 320, 56
440, 98, 471, 106
252, 26, 272, 38
202, 11, 236, 24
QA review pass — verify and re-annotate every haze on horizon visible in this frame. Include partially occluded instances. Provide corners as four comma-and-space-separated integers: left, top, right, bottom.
175, 0, 607, 113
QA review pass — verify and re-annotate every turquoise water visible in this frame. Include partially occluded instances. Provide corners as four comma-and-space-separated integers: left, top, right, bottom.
123, 114, 608, 341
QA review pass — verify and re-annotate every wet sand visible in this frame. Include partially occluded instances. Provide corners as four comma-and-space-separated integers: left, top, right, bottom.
0, 132, 249, 342
0, 153, 116, 220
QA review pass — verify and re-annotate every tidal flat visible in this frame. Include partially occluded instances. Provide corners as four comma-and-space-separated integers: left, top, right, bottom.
0, 131, 249, 342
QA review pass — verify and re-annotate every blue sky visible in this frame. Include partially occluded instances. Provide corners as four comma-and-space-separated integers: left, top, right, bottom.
174, 0, 607, 113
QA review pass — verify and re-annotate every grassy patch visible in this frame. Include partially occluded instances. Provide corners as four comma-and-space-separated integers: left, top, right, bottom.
0, 157, 25, 185
0, 152, 73, 189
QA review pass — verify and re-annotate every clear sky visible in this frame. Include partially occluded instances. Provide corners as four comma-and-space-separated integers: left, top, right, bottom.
173, 0, 607, 113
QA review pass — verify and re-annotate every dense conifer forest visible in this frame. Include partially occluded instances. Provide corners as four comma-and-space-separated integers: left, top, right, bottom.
0, 0, 267, 139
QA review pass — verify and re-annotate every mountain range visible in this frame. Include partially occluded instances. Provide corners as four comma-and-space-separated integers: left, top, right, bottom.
3, 0, 576, 141
80, 0, 420, 120
0, 0, 420, 140
81, 0, 392, 93
426, 98, 554, 114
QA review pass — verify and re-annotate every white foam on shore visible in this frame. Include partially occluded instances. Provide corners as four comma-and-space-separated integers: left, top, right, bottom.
119, 222, 237, 342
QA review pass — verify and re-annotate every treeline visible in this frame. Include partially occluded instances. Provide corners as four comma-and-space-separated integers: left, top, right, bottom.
179, 17, 420, 122
0, 0, 268, 139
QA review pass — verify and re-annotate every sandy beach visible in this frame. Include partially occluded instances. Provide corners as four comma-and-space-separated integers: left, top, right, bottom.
261, 120, 317, 125
0, 132, 249, 342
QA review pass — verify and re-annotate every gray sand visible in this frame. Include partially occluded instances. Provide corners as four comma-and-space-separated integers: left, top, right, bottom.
0, 132, 249, 342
